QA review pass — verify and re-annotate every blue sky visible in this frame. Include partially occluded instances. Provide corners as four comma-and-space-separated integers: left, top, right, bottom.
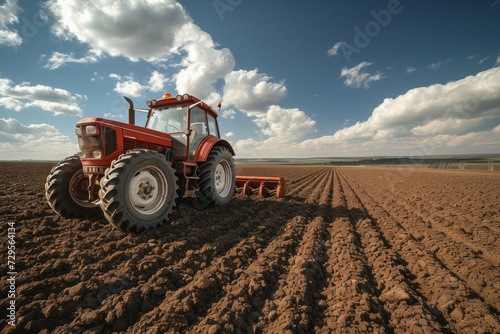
1, 0, 499, 160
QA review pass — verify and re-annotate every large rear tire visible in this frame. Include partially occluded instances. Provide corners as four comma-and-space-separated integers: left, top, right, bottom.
99, 150, 178, 233
45, 155, 100, 218
193, 146, 235, 210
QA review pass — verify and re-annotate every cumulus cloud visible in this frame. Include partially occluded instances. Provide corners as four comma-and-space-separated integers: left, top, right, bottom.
0, 78, 84, 116
47, 0, 234, 104
223, 69, 287, 116
221, 108, 236, 119
221, 69, 317, 152
0, 0, 22, 47
148, 71, 168, 92
109, 71, 170, 97
113, 80, 143, 97
0, 118, 78, 160
47, 0, 189, 60
173, 23, 235, 102
43, 50, 103, 70
261, 105, 316, 140
340, 61, 384, 88
296, 67, 500, 157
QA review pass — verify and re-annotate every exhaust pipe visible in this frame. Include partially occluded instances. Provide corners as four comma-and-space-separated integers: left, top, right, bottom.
124, 96, 135, 125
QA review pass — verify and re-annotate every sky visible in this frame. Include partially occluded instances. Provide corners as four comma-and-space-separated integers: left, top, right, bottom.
0, 0, 499, 160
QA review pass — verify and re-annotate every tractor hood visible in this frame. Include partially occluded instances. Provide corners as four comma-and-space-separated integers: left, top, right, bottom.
76, 117, 172, 147
75, 117, 173, 170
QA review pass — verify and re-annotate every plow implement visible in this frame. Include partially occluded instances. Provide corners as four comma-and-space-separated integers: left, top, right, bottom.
235, 176, 287, 198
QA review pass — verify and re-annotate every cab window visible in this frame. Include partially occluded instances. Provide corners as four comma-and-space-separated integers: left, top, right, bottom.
207, 113, 219, 137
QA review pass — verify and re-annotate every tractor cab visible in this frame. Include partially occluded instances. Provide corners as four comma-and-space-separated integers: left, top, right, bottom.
145, 93, 221, 160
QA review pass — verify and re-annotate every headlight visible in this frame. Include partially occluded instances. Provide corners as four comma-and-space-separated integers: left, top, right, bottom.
78, 151, 85, 158
92, 151, 102, 159
183, 94, 190, 100
75, 127, 81, 135
176, 94, 182, 101
86, 125, 97, 135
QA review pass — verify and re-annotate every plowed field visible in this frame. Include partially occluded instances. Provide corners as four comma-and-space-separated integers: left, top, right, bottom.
1, 162, 499, 333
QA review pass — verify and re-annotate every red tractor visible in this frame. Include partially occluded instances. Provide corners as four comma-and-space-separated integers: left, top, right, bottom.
45, 93, 286, 232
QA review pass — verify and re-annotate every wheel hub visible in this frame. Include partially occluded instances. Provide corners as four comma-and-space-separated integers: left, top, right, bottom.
215, 159, 231, 197
137, 181, 155, 200
129, 170, 162, 212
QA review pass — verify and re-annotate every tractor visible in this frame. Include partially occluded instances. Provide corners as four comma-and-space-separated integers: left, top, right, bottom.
45, 93, 286, 232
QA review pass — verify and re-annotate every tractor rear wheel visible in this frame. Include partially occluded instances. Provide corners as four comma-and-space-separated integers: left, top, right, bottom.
45, 154, 100, 217
99, 150, 177, 233
193, 146, 235, 210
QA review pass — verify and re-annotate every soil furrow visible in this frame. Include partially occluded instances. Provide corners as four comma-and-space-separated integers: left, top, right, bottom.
340, 169, 500, 310
131, 215, 308, 333
316, 170, 388, 333
288, 168, 330, 199
338, 168, 500, 333
336, 169, 448, 333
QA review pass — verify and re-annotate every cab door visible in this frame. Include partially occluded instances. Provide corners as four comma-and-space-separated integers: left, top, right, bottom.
188, 106, 209, 159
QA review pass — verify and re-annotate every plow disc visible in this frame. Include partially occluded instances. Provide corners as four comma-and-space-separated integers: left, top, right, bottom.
235, 176, 287, 198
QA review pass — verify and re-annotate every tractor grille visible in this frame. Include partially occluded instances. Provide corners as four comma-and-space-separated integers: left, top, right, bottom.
123, 137, 161, 152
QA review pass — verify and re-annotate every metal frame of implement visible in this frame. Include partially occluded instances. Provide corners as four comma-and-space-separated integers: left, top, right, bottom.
235, 176, 287, 198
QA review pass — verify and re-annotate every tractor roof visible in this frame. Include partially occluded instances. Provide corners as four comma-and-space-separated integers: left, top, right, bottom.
146, 93, 220, 118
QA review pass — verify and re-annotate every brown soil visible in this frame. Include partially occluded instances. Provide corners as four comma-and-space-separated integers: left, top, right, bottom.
0, 162, 499, 333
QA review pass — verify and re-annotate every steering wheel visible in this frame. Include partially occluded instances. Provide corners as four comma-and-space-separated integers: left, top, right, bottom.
166, 124, 180, 132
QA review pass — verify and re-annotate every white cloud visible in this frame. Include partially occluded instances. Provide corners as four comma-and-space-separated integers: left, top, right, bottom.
109, 71, 171, 97
222, 108, 236, 119
479, 56, 491, 65
295, 67, 500, 157
0, 78, 83, 116
174, 23, 235, 102
47, 0, 234, 103
223, 69, 287, 116
340, 61, 384, 89
0, 118, 78, 160
496, 55, 500, 65
0, 96, 23, 111
327, 42, 344, 57
231, 67, 500, 158
222, 69, 317, 151
429, 58, 452, 71
406, 67, 416, 74
113, 80, 143, 97
43, 49, 103, 70
148, 71, 167, 92
261, 105, 316, 140
47, 0, 189, 60
224, 131, 234, 137
0, 0, 22, 47
109, 73, 122, 80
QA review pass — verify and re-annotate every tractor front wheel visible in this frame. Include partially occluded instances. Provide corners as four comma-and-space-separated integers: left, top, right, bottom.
99, 150, 178, 232
193, 146, 235, 210
45, 154, 100, 218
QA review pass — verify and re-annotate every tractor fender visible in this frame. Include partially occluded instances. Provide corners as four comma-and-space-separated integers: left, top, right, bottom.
195, 137, 235, 162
